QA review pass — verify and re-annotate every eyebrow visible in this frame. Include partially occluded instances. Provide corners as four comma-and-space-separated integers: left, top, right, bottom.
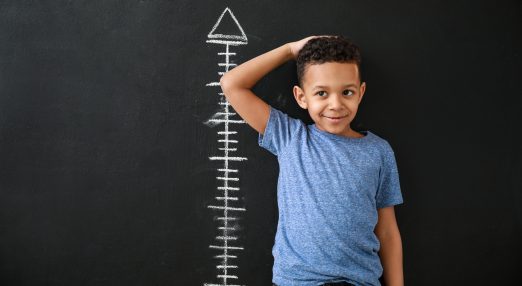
312, 84, 357, 90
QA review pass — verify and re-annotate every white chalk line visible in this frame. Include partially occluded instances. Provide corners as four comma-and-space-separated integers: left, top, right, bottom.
206, 39, 247, 46
218, 226, 237, 231
210, 245, 244, 250
218, 139, 239, 144
214, 254, 238, 259
216, 177, 239, 181
208, 205, 246, 211
218, 274, 238, 279
216, 236, 238, 240
218, 63, 237, 67
216, 196, 239, 201
217, 186, 240, 191
209, 156, 247, 161
216, 112, 237, 116
209, 119, 245, 124
217, 139, 237, 144
217, 168, 238, 172
217, 139, 239, 143
218, 131, 237, 135
217, 265, 238, 269
216, 216, 239, 220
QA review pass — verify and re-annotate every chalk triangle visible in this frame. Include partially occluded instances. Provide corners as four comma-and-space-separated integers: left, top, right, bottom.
208, 7, 248, 43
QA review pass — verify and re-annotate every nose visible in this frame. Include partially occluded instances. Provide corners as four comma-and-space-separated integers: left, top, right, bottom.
327, 93, 343, 110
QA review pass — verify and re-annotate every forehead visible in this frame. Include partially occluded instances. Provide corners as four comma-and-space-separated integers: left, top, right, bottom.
302, 62, 359, 86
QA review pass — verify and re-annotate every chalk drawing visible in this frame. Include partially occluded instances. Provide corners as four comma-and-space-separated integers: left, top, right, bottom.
204, 7, 248, 286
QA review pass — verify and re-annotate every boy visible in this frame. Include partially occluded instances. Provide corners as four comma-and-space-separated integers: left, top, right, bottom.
219, 36, 404, 286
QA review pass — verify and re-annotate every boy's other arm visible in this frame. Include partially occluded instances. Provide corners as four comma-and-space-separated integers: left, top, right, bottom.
219, 37, 316, 134
375, 206, 404, 286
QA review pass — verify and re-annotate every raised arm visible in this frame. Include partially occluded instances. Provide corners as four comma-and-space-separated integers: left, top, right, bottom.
219, 36, 316, 134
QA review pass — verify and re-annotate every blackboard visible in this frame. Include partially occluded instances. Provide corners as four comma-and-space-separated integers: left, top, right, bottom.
1, 1, 520, 285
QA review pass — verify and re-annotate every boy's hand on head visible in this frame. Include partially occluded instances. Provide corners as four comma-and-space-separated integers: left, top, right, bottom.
288, 36, 316, 59
288, 35, 330, 59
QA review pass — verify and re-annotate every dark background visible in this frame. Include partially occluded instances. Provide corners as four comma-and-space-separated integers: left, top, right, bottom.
1, 0, 520, 285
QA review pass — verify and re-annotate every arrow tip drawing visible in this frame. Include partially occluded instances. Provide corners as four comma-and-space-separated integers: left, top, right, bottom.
207, 7, 248, 44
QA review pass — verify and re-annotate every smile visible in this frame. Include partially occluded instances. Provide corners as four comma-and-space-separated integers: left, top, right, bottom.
322, 114, 348, 123
323, 114, 347, 119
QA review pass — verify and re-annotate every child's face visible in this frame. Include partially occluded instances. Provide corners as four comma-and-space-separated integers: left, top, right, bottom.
293, 62, 366, 137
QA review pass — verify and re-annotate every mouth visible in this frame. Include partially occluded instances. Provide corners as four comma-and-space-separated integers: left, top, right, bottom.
323, 114, 348, 120
322, 114, 348, 123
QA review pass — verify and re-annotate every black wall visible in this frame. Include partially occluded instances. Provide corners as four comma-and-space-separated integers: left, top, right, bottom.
1, 1, 520, 285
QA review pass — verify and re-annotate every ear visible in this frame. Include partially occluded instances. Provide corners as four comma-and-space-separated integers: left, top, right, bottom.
358, 81, 366, 103
293, 85, 308, 109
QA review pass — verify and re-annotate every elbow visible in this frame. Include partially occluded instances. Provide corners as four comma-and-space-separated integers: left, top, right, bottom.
219, 73, 238, 100
220, 72, 249, 98
219, 74, 231, 93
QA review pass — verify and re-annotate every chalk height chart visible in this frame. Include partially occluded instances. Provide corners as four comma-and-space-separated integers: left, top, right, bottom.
204, 7, 248, 286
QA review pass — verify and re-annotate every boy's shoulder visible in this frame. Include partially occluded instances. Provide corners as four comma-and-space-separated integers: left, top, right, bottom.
362, 130, 396, 155
367, 131, 394, 149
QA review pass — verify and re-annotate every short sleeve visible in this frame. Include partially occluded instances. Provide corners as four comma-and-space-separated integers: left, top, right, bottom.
258, 106, 304, 156
375, 143, 404, 209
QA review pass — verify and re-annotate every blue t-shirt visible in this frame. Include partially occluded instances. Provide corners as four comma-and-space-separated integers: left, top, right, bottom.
258, 106, 404, 286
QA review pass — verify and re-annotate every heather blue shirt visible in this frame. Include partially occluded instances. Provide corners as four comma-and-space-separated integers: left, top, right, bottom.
258, 106, 404, 286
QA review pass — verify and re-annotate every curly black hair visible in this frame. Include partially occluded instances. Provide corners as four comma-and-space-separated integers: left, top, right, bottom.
296, 35, 362, 86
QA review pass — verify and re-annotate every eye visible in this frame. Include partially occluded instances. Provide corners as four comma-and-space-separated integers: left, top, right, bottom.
343, 90, 354, 96
315, 90, 327, 96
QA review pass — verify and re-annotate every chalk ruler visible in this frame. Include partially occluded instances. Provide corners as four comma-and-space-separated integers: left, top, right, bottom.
204, 7, 248, 286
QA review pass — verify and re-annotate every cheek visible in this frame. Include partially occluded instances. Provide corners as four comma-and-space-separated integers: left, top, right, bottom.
308, 104, 323, 115
347, 102, 360, 113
